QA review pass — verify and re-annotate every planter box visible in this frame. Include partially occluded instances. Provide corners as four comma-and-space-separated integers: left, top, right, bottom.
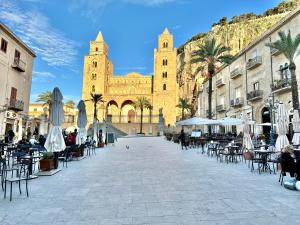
243, 151, 254, 160
72, 151, 81, 158
39, 159, 54, 171
99, 142, 105, 148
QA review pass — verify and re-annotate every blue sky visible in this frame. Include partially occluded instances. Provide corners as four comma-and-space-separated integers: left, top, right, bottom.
0, 0, 282, 103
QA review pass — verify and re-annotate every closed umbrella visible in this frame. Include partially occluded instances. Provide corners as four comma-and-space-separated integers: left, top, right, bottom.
275, 103, 289, 151
76, 100, 87, 145
292, 109, 300, 145
39, 115, 47, 135
242, 113, 253, 150
44, 87, 66, 153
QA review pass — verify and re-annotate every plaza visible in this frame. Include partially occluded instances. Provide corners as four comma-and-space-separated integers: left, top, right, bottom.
1, 137, 299, 225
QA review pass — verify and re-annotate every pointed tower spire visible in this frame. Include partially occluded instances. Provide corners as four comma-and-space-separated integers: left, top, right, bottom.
96, 32, 104, 42
163, 27, 170, 35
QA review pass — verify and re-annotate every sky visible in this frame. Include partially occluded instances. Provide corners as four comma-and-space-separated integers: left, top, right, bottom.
0, 0, 283, 104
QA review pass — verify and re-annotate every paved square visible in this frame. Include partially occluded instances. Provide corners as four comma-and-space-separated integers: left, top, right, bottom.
1, 137, 299, 225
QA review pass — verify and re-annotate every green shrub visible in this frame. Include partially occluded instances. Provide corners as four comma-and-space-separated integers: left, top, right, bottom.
42, 152, 54, 160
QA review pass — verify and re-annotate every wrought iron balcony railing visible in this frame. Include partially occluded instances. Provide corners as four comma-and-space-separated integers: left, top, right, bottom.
271, 78, 291, 93
247, 90, 264, 101
246, 56, 262, 70
271, 48, 281, 56
12, 58, 26, 72
216, 104, 226, 112
230, 68, 243, 79
216, 78, 225, 87
8, 99, 24, 111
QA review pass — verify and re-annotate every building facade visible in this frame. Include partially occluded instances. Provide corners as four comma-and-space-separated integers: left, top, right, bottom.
198, 6, 300, 137
82, 28, 178, 129
0, 23, 36, 140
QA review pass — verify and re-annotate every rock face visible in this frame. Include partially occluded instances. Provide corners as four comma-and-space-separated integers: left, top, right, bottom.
177, 1, 300, 114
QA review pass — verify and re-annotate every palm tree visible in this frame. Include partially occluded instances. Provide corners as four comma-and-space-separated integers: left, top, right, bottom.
134, 96, 151, 134
36, 91, 52, 132
266, 30, 300, 110
191, 38, 234, 134
65, 100, 75, 108
89, 93, 104, 120
176, 98, 192, 120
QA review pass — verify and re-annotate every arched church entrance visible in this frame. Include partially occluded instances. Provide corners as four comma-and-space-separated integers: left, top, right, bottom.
121, 100, 135, 123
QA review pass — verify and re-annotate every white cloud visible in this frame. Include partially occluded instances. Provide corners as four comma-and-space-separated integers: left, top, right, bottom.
32, 71, 56, 82
0, 0, 77, 67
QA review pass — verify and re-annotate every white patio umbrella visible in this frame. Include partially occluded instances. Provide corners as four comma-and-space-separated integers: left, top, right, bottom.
275, 103, 289, 151
292, 109, 300, 145
38, 115, 47, 135
176, 117, 220, 126
76, 100, 87, 145
93, 117, 98, 146
242, 113, 254, 150
44, 87, 66, 152
219, 117, 255, 126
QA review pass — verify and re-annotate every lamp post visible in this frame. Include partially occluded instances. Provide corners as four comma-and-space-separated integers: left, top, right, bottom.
265, 96, 279, 146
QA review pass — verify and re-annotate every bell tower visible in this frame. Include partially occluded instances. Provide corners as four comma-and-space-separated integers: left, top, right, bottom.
82, 32, 113, 123
153, 28, 178, 126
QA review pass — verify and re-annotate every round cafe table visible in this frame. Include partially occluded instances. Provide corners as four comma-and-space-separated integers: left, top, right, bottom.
253, 150, 274, 174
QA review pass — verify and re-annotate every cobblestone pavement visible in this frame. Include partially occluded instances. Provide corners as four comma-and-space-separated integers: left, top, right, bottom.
1, 137, 300, 225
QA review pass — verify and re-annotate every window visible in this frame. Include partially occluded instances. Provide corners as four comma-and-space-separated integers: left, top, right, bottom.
95, 47, 98, 52
33, 108, 37, 112
92, 85, 95, 92
92, 61, 97, 68
253, 81, 259, 91
235, 87, 241, 98
1, 38, 8, 53
163, 42, 168, 48
162, 59, 168, 66
92, 73, 97, 80
162, 71, 167, 78
14, 49, 20, 60
163, 84, 167, 90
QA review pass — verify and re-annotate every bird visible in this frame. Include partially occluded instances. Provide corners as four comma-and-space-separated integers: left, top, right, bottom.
126, 145, 129, 150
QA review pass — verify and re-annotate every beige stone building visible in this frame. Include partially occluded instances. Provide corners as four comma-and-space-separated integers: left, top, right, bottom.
198, 6, 300, 137
0, 22, 36, 140
28, 103, 78, 132
82, 28, 178, 134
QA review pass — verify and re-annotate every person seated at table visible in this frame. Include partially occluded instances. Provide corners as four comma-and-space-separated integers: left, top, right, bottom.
38, 135, 46, 147
281, 145, 300, 181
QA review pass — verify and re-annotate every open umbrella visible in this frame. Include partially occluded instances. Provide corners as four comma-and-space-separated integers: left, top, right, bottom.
292, 109, 300, 145
44, 87, 66, 152
275, 103, 289, 151
76, 100, 87, 145
242, 113, 254, 150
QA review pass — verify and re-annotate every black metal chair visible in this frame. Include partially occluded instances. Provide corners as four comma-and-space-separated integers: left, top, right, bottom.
3, 159, 30, 201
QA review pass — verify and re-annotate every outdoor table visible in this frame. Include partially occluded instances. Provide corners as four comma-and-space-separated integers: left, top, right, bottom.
19, 155, 41, 179
253, 150, 274, 173
227, 145, 240, 162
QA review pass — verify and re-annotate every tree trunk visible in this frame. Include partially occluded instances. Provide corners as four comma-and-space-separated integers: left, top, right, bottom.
289, 62, 299, 111
94, 102, 97, 119
182, 108, 184, 120
47, 104, 51, 133
140, 108, 143, 134
208, 76, 213, 136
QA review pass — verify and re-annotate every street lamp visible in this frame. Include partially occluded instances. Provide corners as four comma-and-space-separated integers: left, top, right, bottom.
265, 96, 279, 146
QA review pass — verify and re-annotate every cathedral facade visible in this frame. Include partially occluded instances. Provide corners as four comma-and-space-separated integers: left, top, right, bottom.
82, 28, 178, 127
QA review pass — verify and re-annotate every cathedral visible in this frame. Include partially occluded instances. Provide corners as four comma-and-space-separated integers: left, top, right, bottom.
82, 28, 178, 129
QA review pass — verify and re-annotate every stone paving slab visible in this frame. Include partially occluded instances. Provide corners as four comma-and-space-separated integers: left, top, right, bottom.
0, 137, 299, 225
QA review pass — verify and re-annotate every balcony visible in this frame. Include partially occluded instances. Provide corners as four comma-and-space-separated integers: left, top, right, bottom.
247, 90, 264, 101
206, 110, 215, 117
8, 99, 24, 111
271, 78, 291, 93
271, 48, 281, 56
230, 97, 244, 107
216, 104, 226, 112
246, 56, 262, 70
216, 78, 225, 87
230, 68, 243, 79
12, 58, 26, 72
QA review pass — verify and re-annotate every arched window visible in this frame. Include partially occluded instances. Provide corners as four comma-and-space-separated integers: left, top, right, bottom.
91, 73, 97, 80
92, 85, 95, 92
92, 61, 97, 68
163, 42, 168, 48
95, 47, 98, 52
162, 59, 168, 66
163, 84, 167, 91
162, 72, 167, 78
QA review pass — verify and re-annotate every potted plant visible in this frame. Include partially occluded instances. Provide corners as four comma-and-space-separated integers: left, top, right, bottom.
39, 152, 54, 171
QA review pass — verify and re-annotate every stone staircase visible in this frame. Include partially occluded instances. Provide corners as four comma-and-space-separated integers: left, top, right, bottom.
99, 123, 128, 138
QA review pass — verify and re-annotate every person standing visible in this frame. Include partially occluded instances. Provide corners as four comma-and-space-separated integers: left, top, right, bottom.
179, 128, 187, 150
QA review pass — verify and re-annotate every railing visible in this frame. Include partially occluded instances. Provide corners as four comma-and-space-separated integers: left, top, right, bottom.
216, 104, 226, 112
230, 68, 243, 79
271, 48, 281, 56
246, 56, 262, 70
106, 114, 160, 124
12, 58, 26, 72
247, 90, 264, 101
216, 78, 225, 87
271, 78, 291, 93
8, 99, 24, 111
230, 97, 244, 107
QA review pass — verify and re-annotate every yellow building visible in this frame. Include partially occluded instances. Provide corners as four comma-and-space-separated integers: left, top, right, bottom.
82, 28, 178, 129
